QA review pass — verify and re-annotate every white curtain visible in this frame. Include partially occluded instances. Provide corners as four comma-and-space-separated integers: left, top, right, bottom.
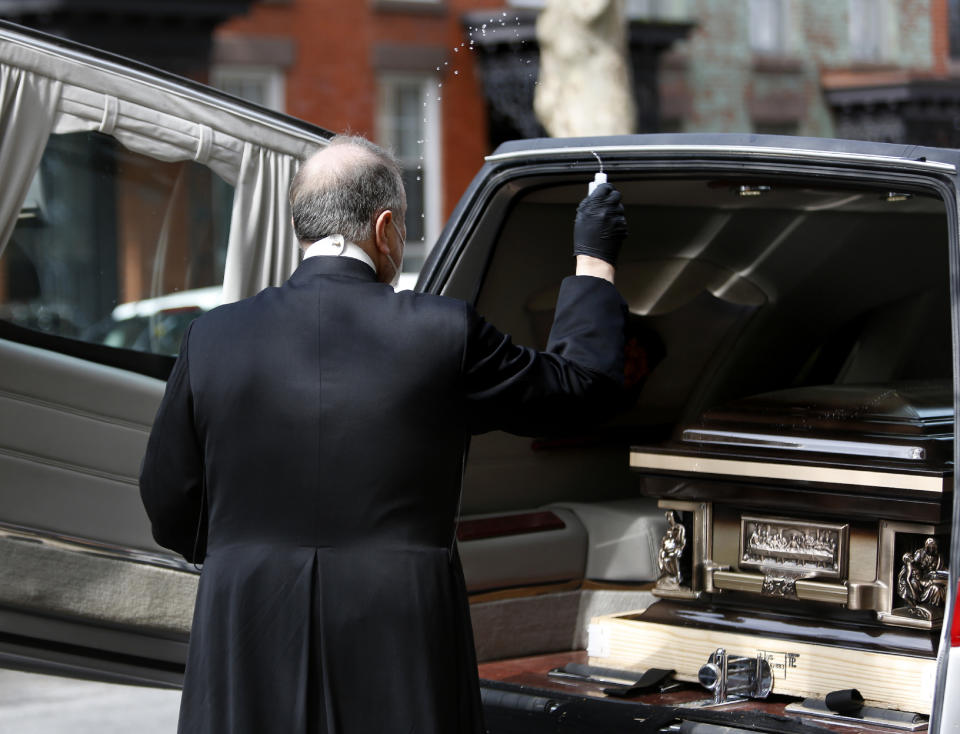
1, 33, 318, 301
51, 85, 246, 186
0, 66, 61, 256
222, 142, 301, 302
51, 89, 305, 301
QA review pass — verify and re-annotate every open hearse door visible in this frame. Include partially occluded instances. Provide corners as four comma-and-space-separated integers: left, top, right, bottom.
418, 134, 960, 733
0, 20, 331, 686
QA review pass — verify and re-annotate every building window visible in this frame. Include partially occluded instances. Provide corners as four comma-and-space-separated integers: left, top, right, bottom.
627, 0, 688, 19
749, 0, 789, 55
210, 65, 285, 112
376, 74, 442, 278
849, 0, 892, 62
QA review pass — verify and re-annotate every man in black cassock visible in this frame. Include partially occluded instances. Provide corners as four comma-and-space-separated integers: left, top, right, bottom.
140, 134, 628, 733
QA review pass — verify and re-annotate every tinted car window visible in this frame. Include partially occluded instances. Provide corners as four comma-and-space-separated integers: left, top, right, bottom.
1, 130, 233, 356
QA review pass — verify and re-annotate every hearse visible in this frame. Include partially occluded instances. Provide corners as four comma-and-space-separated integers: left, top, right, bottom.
0, 19, 958, 734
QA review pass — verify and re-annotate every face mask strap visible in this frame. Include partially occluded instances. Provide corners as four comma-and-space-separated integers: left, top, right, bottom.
385, 218, 404, 288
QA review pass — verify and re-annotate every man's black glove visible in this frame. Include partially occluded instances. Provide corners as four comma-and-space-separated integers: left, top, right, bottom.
573, 182, 628, 266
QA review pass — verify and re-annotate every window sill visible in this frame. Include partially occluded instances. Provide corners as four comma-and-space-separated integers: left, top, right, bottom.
750, 54, 804, 73
371, 0, 447, 16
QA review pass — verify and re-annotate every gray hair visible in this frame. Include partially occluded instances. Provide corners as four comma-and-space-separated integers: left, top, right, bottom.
289, 135, 406, 245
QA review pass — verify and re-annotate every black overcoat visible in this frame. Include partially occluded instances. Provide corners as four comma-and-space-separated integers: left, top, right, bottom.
140, 255, 626, 734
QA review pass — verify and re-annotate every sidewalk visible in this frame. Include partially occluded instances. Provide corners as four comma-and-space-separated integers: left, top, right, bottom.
0, 669, 180, 733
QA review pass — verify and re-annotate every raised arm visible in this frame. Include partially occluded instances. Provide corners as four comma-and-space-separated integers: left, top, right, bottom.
464, 183, 629, 435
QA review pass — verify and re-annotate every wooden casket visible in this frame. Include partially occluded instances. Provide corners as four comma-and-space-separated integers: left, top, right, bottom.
590, 381, 953, 714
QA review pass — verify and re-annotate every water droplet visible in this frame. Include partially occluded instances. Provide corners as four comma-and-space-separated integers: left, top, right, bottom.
443, 61, 448, 66
416, 176, 421, 181
502, 10, 507, 16
435, 66, 440, 72
453, 70, 459, 76
454, 47, 459, 53
436, 96, 441, 101
438, 82, 443, 88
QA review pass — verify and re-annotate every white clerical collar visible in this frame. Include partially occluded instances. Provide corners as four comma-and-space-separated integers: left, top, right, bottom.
303, 234, 376, 274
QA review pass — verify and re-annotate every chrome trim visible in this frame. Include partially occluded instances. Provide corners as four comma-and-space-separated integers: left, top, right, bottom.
795, 579, 850, 604
847, 581, 885, 611
713, 570, 764, 594
631, 451, 947, 493
697, 648, 773, 703
0, 522, 198, 574
485, 144, 957, 174
683, 429, 925, 461
712, 570, 850, 604
785, 701, 928, 730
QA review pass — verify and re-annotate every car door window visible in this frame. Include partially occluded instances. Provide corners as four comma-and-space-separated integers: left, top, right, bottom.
1, 130, 233, 356
0, 32, 323, 372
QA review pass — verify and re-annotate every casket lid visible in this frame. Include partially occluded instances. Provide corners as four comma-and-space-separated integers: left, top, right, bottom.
630, 384, 952, 521
682, 382, 952, 465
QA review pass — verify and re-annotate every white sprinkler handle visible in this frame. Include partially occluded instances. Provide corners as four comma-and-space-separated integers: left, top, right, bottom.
588, 171, 608, 196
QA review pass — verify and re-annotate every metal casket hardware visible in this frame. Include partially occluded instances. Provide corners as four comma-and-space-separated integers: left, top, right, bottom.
697, 648, 773, 704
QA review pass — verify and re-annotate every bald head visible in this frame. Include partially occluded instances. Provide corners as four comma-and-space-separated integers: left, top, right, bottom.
289, 135, 406, 247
